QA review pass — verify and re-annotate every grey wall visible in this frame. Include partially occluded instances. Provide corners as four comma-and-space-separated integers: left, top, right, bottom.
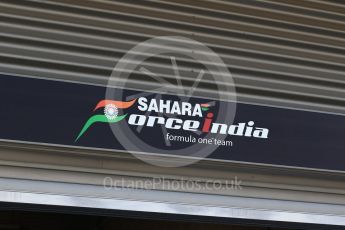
0, 0, 344, 114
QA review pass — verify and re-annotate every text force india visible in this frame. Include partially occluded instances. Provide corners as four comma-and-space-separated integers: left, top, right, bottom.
126, 97, 269, 138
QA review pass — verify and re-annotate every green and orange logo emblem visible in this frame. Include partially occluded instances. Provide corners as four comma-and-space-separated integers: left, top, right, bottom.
75, 99, 136, 141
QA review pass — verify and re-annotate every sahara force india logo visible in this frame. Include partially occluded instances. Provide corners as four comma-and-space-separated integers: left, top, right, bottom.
75, 97, 269, 142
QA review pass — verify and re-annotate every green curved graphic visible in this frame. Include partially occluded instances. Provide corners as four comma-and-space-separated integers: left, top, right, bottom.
75, 114, 127, 142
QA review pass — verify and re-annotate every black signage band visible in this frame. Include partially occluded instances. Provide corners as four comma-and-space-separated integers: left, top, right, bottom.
1, 74, 344, 171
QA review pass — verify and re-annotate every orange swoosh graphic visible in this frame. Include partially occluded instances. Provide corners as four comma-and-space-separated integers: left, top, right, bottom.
93, 99, 136, 111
